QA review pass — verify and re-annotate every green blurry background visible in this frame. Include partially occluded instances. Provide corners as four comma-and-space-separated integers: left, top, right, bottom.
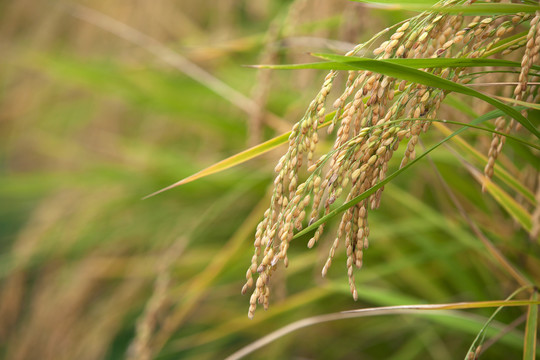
1, 1, 538, 359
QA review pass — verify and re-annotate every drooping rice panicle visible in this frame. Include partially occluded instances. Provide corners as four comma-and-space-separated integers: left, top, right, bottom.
243, 1, 536, 318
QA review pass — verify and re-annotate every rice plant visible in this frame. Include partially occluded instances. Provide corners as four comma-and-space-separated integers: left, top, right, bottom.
240, 1, 540, 320
1, 0, 539, 359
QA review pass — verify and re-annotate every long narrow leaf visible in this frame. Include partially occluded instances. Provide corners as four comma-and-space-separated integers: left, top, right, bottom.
142, 133, 288, 199
143, 116, 334, 198
313, 53, 540, 72
313, 54, 540, 139
252, 56, 540, 72
349, 1, 540, 15
225, 299, 540, 360
524, 291, 539, 360
255, 55, 539, 138
465, 286, 532, 360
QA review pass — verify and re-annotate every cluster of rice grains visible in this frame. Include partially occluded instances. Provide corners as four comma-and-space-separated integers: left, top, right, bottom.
484, 11, 540, 182
242, 4, 537, 318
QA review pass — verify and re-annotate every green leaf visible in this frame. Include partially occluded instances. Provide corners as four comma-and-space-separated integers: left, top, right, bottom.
143, 114, 334, 198
306, 54, 539, 138
253, 56, 540, 72
143, 132, 289, 198
348, 1, 540, 15
225, 298, 540, 360
524, 291, 539, 360
312, 52, 540, 75
465, 286, 532, 360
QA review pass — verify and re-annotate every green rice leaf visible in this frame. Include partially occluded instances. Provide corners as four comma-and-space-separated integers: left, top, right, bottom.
225, 299, 540, 360
464, 286, 532, 360
312, 53, 540, 72
524, 291, 539, 360
348, 1, 540, 15
312, 54, 539, 139
142, 132, 290, 198
252, 56, 540, 72
143, 114, 334, 198
253, 56, 538, 138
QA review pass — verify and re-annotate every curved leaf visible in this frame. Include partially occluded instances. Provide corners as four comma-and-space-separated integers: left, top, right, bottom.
252, 56, 540, 72
303, 54, 540, 139
225, 299, 540, 360
312, 53, 540, 72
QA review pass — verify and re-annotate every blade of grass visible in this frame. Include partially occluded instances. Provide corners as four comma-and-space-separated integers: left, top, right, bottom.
464, 286, 533, 360
143, 114, 333, 199
524, 290, 539, 360
313, 54, 540, 72
143, 133, 288, 199
252, 56, 540, 72
225, 300, 540, 360
257, 54, 539, 138
349, 1, 540, 15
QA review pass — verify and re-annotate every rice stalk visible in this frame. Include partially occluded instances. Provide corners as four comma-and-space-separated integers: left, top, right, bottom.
242, 0, 538, 318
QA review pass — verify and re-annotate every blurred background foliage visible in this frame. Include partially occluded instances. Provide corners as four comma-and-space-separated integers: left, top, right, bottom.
0, 1, 538, 359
